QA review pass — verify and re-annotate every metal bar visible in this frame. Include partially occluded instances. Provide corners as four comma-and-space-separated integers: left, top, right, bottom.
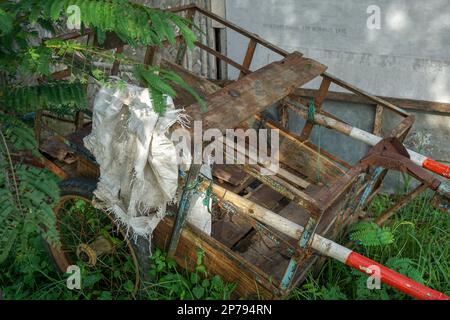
168, 163, 203, 257
376, 184, 428, 225
294, 88, 450, 115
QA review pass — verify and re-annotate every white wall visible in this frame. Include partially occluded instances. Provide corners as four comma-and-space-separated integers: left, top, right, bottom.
225, 0, 450, 188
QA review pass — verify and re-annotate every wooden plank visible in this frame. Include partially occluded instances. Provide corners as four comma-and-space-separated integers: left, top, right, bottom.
300, 77, 331, 141
212, 213, 254, 249
294, 88, 450, 115
277, 202, 310, 227
213, 164, 249, 186
194, 41, 251, 75
153, 217, 278, 299
194, 6, 289, 57
246, 184, 285, 211
260, 118, 345, 183
186, 53, 327, 133
323, 73, 409, 116
373, 105, 384, 136
161, 59, 221, 106
239, 39, 257, 78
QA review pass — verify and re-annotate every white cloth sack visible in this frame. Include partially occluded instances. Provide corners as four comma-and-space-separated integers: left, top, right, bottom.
84, 83, 211, 240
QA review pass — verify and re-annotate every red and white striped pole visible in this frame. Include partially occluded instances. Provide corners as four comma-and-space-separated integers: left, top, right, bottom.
286, 103, 450, 179
210, 183, 450, 300
345, 251, 447, 300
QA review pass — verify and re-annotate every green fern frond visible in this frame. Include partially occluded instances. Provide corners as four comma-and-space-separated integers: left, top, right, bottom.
0, 8, 13, 36
0, 114, 61, 264
19, 0, 196, 48
0, 81, 87, 114
386, 258, 424, 284
0, 115, 38, 156
350, 221, 395, 247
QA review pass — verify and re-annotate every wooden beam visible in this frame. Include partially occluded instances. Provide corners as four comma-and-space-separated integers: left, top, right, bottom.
294, 87, 450, 115
239, 39, 257, 78
299, 77, 331, 140
186, 53, 327, 133
143, 46, 157, 66
322, 73, 409, 116
194, 6, 289, 57
175, 8, 196, 65
194, 41, 251, 74
373, 105, 384, 136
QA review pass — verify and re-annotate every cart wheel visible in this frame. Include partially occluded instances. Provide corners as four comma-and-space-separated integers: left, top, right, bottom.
46, 178, 150, 298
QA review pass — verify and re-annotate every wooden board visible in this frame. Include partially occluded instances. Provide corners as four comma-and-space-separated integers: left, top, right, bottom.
246, 184, 285, 211
213, 164, 249, 187
160, 59, 221, 106
186, 53, 327, 132
279, 136, 344, 184
153, 217, 279, 299
212, 184, 284, 250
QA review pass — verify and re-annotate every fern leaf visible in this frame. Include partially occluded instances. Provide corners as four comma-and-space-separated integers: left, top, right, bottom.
350, 222, 395, 247
50, 0, 66, 21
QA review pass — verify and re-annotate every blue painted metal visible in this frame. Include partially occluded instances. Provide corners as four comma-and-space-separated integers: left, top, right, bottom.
280, 217, 317, 291
168, 164, 202, 257
280, 258, 298, 290
358, 167, 384, 208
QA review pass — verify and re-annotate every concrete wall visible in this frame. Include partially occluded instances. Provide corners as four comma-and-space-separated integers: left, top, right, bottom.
225, 0, 450, 190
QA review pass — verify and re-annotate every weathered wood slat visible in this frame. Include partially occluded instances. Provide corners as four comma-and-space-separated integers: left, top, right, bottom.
153, 217, 278, 299
260, 118, 345, 183
161, 59, 221, 106
186, 53, 327, 133
300, 77, 331, 140
373, 105, 384, 136
294, 88, 450, 115
239, 39, 257, 78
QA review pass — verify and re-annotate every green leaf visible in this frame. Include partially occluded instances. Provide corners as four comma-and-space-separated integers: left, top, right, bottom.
50, 0, 66, 21
0, 8, 13, 36
350, 222, 395, 247
124, 280, 135, 292
192, 286, 205, 299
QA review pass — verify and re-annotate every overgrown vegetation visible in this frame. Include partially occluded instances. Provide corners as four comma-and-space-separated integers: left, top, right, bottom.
0, 192, 447, 300
292, 192, 449, 300
0, 0, 201, 269
0, 0, 448, 301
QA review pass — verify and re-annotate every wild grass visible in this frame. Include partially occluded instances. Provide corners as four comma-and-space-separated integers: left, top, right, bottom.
0, 192, 448, 300
292, 192, 449, 300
